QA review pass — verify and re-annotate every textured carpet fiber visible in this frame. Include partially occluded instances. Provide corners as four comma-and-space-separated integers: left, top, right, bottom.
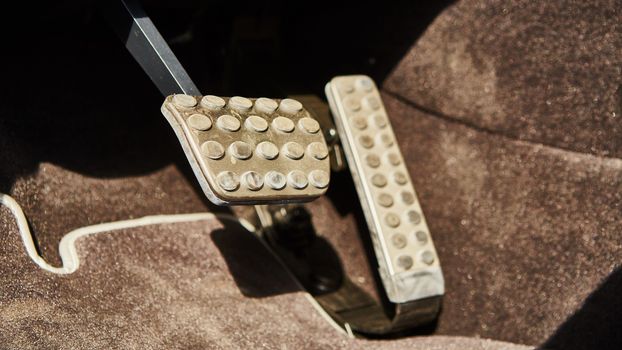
0, 205, 526, 350
385, 0, 622, 158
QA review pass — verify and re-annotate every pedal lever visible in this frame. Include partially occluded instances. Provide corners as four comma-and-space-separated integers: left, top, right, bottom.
322, 74, 444, 334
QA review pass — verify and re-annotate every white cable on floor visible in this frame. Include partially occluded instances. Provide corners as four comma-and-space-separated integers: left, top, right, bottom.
0, 192, 349, 335
0, 192, 255, 274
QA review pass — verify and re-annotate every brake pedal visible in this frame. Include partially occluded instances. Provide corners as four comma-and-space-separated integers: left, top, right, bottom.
325, 75, 444, 304
161, 95, 330, 205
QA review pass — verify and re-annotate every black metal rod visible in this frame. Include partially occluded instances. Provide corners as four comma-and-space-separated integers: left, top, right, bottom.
101, 0, 200, 96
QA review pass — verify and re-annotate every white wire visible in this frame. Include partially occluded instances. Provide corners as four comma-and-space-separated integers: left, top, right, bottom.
0, 192, 254, 274
0, 192, 349, 335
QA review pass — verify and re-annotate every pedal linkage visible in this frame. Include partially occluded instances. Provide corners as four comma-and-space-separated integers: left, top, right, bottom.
103, 0, 442, 336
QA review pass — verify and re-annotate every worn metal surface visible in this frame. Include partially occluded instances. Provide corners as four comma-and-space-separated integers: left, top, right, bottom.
161, 95, 330, 205
326, 75, 444, 304
102, 0, 199, 95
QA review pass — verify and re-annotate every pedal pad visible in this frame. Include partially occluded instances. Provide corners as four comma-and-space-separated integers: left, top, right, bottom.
325, 75, 444, 303
161, 95, 330, 205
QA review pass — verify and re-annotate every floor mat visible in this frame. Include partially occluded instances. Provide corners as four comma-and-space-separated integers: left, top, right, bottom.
0, 198, 527, 350
384, 0, 622, 158
375, 93, 622, 345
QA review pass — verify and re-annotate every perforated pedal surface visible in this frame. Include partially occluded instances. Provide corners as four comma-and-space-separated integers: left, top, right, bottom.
326, 75, 444, 303
161, 95, 330, 205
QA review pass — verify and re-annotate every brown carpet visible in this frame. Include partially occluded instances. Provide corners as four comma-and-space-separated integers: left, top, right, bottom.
381, 93, 622, 344
384, 0, 622, 158
0, 203, 526, 350
379, 0, 622, 346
